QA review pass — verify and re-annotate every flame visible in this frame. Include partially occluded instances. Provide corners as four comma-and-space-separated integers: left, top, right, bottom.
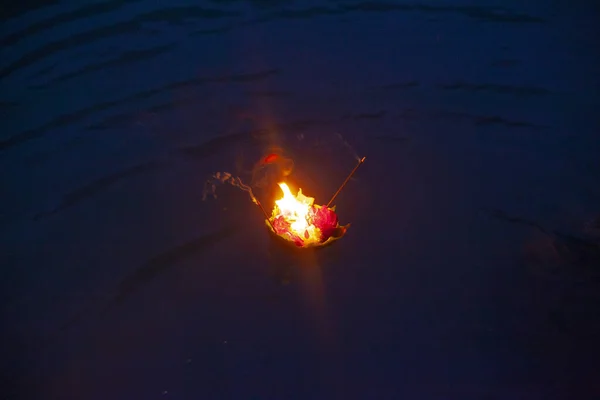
272, 183, 321, 243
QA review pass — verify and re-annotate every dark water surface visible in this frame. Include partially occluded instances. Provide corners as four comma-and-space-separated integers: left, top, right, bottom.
2, 1, 599, 399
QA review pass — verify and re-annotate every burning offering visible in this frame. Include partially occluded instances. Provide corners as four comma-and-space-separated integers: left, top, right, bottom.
266, 183, 349, 248
203, 146, 365, 250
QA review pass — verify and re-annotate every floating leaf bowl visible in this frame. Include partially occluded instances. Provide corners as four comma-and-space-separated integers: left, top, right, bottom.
265, 212, 350, 251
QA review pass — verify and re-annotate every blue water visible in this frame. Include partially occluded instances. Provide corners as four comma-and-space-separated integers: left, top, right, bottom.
2, 1, 599, 399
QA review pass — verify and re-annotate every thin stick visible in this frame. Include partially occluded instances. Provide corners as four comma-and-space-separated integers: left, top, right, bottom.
256, 199, 276, 231
327, 156, 366, 208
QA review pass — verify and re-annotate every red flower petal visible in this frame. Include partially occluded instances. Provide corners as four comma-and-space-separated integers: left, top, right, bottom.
310, 206, 339, 242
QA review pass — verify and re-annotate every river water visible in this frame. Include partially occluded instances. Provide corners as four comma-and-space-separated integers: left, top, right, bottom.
2, 1, 599, 399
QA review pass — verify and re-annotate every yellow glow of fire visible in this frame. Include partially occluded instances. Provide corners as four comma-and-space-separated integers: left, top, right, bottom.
273, 182, 321, 243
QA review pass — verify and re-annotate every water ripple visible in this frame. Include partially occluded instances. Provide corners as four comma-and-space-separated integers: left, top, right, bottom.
1, 5, 240, 79
265, 2, 544, 23
1, 69, 280, 151
33, 160, 168, 220
32, 43, 178, 87
438, 82, 551, 97
2, 0, 137, 47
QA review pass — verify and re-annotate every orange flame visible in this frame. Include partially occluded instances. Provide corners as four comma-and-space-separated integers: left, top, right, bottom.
272, 183, 321, 243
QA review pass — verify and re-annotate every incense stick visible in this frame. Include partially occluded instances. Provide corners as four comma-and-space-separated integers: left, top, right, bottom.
256, 199, 276, 231
326, 156, 366, 208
